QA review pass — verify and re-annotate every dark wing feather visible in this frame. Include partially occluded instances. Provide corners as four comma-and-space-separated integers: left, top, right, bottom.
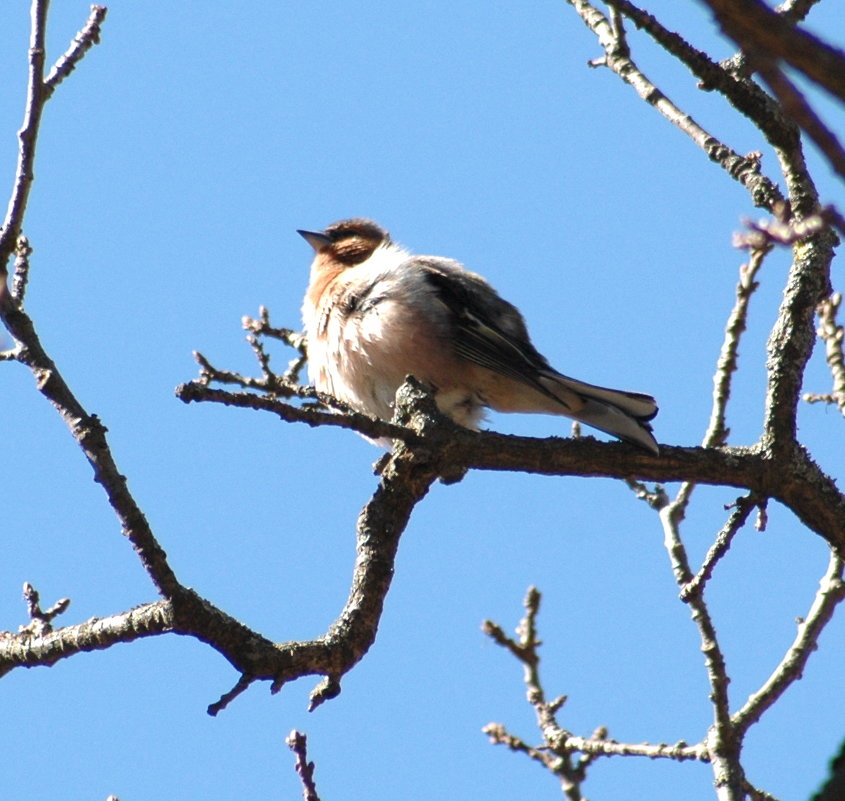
419, 261, 568, 405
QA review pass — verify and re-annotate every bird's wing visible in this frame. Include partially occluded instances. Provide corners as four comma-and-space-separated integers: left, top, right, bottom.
414, 257, 566, 401
415, 256, 658, 424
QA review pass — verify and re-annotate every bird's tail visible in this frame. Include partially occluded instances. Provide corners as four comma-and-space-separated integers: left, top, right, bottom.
539, 372, 659, 454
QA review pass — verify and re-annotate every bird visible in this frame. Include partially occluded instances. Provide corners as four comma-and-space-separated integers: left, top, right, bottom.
298, 218, 659, 454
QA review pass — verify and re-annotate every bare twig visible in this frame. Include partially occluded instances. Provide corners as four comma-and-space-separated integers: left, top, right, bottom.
176, 380, 419, 444
705, 247, 769, 447
1, 3, 107, 277
242, 307, 308, 383
733, 551, 845, 738
657, 500, 744, 800
680, 495, 761, 601
43, 5, 107, 96
484, 587, 709, 800
547, 733, 706, 762
803, 292, 845, 415
483, 587, 589, 800
734, 206, 840, 250
208, 674, 256, 717
566, 0, 781, 209
18, 582, 70, 637
0, 0, 50, 275
286, 730, 323, 801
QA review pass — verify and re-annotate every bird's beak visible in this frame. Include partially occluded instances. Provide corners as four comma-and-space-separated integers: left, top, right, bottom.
297, 228, 332, 252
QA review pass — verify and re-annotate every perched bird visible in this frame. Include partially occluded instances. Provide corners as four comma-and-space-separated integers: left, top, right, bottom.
299, 218, 659, 454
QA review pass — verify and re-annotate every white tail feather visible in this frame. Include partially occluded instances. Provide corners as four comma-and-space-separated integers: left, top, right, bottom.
540, 373, 659, 454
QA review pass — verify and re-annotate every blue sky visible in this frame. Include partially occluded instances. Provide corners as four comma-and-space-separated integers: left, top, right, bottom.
2, 2, 844, 800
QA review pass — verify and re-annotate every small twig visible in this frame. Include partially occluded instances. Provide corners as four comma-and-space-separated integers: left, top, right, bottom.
176, 381, 419, 444
246, 333, 274, 380
189, 348, 345, 413
681, 495, 761, 601
625, 478, 668, 510
657, 500, 744, 798
705, 246, 769, 447
550, 733, 707, 762
482, 723, 559, 770
0, 0, 49, 273
18, 582, 70, 637
483, 587, 589, 800
743, 780, 783, 801
592, 0, 785, 209
732, 551, 845, 738
243, 308, 309, 385
1, 3, 107, 277
483, 586, 711, 798
286, 730, 323, 801
734, 206, 836, 250
207, 674, 255, 717
803, 292, 845, 416
43, 5, 107, 97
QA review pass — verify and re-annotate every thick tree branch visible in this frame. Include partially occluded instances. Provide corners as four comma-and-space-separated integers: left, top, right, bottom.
0, 392, 443, 711
2, 295, 182, 597
0, 600, 174, 677
180, 365, 845, 560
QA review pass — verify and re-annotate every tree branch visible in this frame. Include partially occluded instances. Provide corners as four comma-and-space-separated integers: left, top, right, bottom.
484, 587, 707, 800
566, 0, 783, 209
657, 498, 745, 800
732, 551, 845, 738
803, 292, 845, 415
0, 0, 50, 275
0, 2, 106, 275
0, 400, 443, 713
698, 0, 845, 107
43, 5, 107, 96
286, 731, 323, 801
